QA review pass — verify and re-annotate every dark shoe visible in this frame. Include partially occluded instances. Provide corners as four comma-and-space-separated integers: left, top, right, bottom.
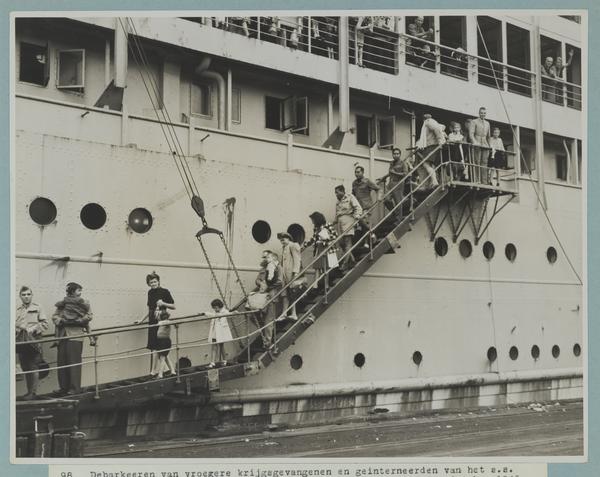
22, 393, 38, 401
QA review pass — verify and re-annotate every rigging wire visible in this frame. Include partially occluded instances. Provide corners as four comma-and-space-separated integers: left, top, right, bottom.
122, 19, 199, 200
116, 18, 194, 201
475, 19, 583, 286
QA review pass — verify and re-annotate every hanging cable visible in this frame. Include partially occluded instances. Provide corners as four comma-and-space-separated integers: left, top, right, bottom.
475, 19, 582, 285
118, 18, 249, 308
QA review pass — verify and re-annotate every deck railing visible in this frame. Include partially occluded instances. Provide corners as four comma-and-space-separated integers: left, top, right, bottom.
180, 16, 582, 111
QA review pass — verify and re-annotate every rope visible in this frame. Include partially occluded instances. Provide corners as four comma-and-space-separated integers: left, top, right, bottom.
120, 18, 249, 310
475, 19, 582, 286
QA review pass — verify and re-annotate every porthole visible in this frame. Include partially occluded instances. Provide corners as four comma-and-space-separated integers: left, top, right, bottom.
459, 239, 472, 258
531, 345, 540, 360
290, 354, 303, 370
505, 243, 517, 262
287, 223, 306, 244
434, 237, 448, 257
80, 203, 106, 230
509, 346, 519, 360
178, 357, 192, 370
552, 345, 560, 358
353, 353, 366, 368
547, 246, 558, 264
252, 220, 271, 244
128, 208, 153, 234
412, 351, 423, 365
483, 241, 495, 260
29, 197, 57, 226
487, 347, 497, 362
573, 343, 581, 357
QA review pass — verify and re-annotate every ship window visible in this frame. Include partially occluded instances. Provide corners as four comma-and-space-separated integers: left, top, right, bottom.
265, 95, 309, 135
509, 346, 519, 360
552, 345, 560, 358
57, 49, 85, 92
353, 353, 366, 368
80, 203, 107, 230
377, 116, 395, 149
505, 243, 517, 262
439, 16, 468, 80
565, 45, 582, 110
506, 24, 532, 97
290, 354, 303, 370
540, 36, 562, 105
459, 239, 472, 258
287, 223, 306, 244
531, 345, 540, 360
356, 115, 375, 147
483, 241, 495, 260
232, 88, 241, 123
265, 96, 283, 130
128, 208, 153, 234
573, 343, 581, 357
487, 346, 497, 362
555, 154, 568, 181
29, 197, 57, 226
546, 246, 558, 264
519, 128, 536, 175
412, 351, 423, 365
192, 82, 212, 117
252, 220, 271, 243
476, 16, 504, 90
19, 42, 49, 86
434, 237, 448, 257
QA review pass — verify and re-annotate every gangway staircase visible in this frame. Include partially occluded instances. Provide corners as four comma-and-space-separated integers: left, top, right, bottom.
19, 146, 517, 414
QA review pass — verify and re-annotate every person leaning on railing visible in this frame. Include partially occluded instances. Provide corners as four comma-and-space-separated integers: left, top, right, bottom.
51, 282, 94, 396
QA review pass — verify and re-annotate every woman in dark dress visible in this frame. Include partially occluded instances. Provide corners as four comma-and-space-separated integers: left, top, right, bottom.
136, 272, 175, 375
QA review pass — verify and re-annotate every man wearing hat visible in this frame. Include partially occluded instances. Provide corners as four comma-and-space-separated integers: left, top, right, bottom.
278, 232, 301, 320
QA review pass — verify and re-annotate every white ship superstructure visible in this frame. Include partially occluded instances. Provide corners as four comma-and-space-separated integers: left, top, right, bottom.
13, 12, 584, 440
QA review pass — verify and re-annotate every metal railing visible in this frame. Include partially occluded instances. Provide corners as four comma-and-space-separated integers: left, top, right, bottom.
180, 16, 582, 110
541, 76, 582, 110
16, 144, 516, 397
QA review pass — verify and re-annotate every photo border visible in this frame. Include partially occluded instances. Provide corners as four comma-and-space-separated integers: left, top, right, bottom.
1, 1, 597, 476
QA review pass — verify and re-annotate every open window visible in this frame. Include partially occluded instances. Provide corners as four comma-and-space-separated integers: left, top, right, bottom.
56, 49, 85, 92
19, 42, 49, 86
506, 24, 532, 96
356, 114, 394, 148
540, 36, 562, 105
519, 127, 537, 176
555, 154, 568, 181
439, 16, 468, 80
476, 16, 503, 89
356, 115, 376, 147
265, 95, 309, 134
191, 81, 212, 117
377, 116, 395, 148
565, 45, 582, 110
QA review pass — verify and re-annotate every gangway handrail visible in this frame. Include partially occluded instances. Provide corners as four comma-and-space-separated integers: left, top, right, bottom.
21, 146, 436, 348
